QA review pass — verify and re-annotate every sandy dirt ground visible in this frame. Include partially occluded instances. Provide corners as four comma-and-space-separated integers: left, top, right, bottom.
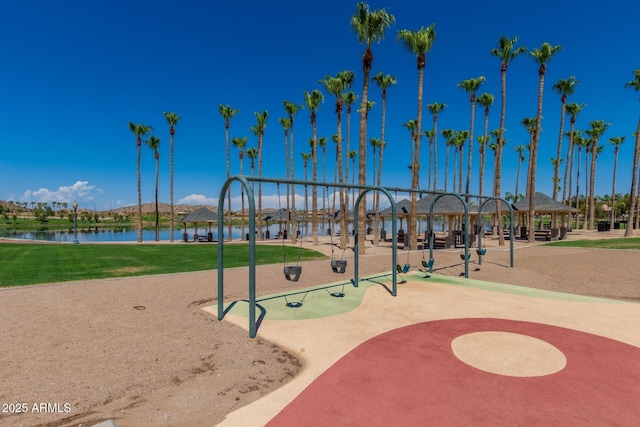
1, 228, 639, 426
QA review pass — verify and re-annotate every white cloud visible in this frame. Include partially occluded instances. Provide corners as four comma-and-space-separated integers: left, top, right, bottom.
20, 181, 102, 205
178, 194, 218, 205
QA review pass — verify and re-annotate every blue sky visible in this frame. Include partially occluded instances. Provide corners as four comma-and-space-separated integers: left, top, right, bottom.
1, 0, 638, 211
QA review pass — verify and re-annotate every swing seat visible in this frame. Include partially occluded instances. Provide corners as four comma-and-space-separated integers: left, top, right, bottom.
476, 248, 487, 256
396, 263, 410, 274
331, 259, 347, 274
286, 301, 303, 308
460, 252, 471, 261
422, 258, 435, 270
284, 266, 302, 282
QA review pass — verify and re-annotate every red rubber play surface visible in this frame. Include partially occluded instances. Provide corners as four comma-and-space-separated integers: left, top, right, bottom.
267, 318, 640, 426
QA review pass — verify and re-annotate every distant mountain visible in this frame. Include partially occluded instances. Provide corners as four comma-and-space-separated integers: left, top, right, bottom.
111, 203, 218, 215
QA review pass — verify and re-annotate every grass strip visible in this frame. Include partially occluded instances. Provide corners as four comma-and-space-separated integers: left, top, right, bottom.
0, 243, 325, 287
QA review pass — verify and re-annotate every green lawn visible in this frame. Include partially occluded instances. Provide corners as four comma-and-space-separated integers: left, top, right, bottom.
546, 237, 640, 250
0, 243, 325, 287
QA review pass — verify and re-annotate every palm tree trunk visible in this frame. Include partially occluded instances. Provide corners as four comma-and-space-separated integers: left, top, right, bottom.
290, 119, 297, 244
589, 143, 597, 229
495, 66, 507, 246
582, 149, 590, 230
225, 126, 233, 242
357, 48, 372, 253
311, 123, 318, 246
575, 147, 581, 229
433, 117, 438, 191
528, 69, 546, 242
154, 152, 159, 241
258, 135, 263, 241
465, 98, 476, 197
611, 148, 618, 228
137, 139, 143, 243
169, 130, 175, 242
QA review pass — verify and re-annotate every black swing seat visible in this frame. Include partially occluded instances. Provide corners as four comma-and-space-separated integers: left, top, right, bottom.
331, 259, 347, 274
284, 265, 302, 282
396, 263, 411, 274
422, 258, 435, 270
476, 248, 487, 256
460, 252, 471, 261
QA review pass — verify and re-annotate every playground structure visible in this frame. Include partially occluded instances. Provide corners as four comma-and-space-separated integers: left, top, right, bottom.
217, 175, 514, 338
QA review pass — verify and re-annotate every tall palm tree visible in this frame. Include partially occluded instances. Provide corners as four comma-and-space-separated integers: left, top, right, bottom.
162, 112, 181, 243
279, 116, 291, 235
343, 90, 359, 218
246, 147, 258, 194
318, 136, 328, 234
351, 2, 395, 251
404, 119, 418, 175
476, 135, 491, 198
490, 35, 527, 245
347, 149, 358, 224
304, 89, 324, 245
458, 76, 486, 197
371, 71, 396, 244
527, 42, 562, 240
218, 105, 239, 241
251, 111, 269, 240
301, 152, 312, 236
320, 71, 354, 248
563, 103, 586, 211
513, 145, 526, 202
424, 129, 435, 189
585, 120, 609, 229
609, 136, 625, 227
128, 122, 152, 243
573, 132, 586, 229
475, 93, 494, 198
283, 100, 304, 243
427, 103, 446, 191
232, 136, 248, 240
552, 77, 579, 202
441, 128, 455, 192
625, 69, 640, 237
145, 135, 161, 241
397, 24, 436, 250
521, 116, 537, 194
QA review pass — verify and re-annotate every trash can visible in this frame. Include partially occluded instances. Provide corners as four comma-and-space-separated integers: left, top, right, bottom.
597, 221, 611, 232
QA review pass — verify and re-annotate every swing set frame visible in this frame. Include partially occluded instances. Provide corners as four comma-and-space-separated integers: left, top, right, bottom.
217, 175, 399, 338
216, 176, 515, 338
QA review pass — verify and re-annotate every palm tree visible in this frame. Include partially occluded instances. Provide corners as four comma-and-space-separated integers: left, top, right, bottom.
371, 71, 396, 244
424, 129, 435, 189
527, 42, 562, 240
552, 77, 579, 202
585, 120, 609, 229
301, 152, 312, 236
351, 2, 395, 251
441, 128, 455, 192
457, 131, 469, 193
343, 91, 359, 216
625, 69, 640, 237
490, 35, 527, 245
232, 136, 248, 240
563, 103, 586, 212
521, 116, 537, 194
163, 112, 181, 243
283, 100, 304, 243
404, 119, 418, 176
318, 136, 328, 234
246, 148, 258, 203
347, 149, 358, 225
458, 76, 486, 197
609, 136, 626, 227
218, 105, 239, 241
397, 25, 436, 249
145, 135, 161, 241
251, 110, 269, 241
320, 71, 355, 248
573, 132, 586, 229
279, 116, 291, 235
513, 145, 526, 202
128, 122, 153, 242
427, 103, 447, 191
304, 89, 324, 245
476, 135, 491, 198
475, 93, 494, 198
